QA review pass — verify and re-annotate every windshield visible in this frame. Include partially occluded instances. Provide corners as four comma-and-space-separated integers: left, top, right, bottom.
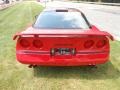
33, 11, 90, 29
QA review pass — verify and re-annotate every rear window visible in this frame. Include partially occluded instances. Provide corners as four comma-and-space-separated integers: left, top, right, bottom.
33, 11, 90, 29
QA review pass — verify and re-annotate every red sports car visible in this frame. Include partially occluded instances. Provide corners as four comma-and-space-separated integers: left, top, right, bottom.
13, 8, 113, 67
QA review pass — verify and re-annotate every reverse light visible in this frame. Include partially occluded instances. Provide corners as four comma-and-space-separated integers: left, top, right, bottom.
96, 40, 106, 48
84, 40, 94, 48
33, 40, 43, 48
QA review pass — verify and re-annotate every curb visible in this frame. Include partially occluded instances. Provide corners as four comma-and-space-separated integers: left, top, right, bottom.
0, 2, 19, 10
72, 1, 120, 6
0, 4, 13, 10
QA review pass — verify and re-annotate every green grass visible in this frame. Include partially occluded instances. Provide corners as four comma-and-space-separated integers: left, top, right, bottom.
0, 1, 120, 90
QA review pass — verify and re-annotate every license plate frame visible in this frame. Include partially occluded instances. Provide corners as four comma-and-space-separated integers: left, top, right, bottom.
50, 48, 76, 56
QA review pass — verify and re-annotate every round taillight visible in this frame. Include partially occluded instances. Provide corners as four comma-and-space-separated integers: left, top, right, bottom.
19, 39, 30, 48
33, 40, 43, 48
96, 40, 106, 48
84, 40, 94, 48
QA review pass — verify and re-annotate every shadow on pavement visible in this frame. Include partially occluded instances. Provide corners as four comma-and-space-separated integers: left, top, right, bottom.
33, 61, 120, 80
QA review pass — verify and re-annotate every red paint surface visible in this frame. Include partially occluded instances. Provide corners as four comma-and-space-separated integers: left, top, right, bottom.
14, 25, 112, 66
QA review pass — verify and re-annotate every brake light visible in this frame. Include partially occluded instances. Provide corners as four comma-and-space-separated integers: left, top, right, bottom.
33, 40, 43, 48
19, 39, 30, 48
96, 40, 106, 48
84, 40, 94, 48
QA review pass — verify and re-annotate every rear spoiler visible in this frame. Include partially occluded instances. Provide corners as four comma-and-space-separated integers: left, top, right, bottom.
100, 31, 114, 41
13, 32, 114, 41
13, 33, 20, 40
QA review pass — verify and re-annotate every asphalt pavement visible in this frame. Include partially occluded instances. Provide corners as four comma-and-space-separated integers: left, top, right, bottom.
40, 1, 120, 41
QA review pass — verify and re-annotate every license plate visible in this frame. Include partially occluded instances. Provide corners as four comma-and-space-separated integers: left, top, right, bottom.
50, 48, 76, 56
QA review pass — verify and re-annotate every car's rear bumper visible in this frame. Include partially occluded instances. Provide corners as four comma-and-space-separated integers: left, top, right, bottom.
16, 51, 109, 66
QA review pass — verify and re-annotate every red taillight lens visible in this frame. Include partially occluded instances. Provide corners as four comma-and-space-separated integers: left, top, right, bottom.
33, 40, 43, 48
96, 40, 106, 48
19, 39, 30, 48
84, 40, 94, 48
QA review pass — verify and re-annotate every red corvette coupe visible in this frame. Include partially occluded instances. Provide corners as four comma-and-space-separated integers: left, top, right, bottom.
13, 8, 113, 67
